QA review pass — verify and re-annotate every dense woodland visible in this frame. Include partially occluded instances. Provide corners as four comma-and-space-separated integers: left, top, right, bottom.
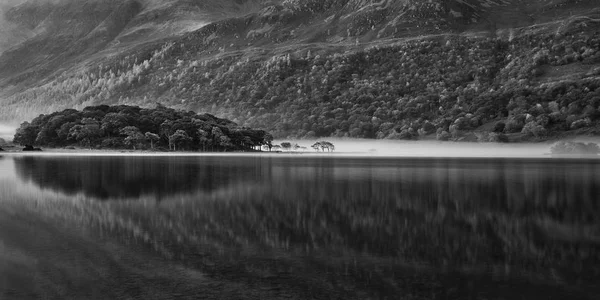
13, 104, 273, 151
2, 8, 600, 141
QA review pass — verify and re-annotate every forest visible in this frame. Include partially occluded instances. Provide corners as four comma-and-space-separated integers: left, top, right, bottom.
12, 104, 273, 151
3, 26, 599, 141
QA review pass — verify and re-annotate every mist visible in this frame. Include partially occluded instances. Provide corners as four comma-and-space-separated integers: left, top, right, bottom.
273, 138, 598, 158
0, 124, 16, 141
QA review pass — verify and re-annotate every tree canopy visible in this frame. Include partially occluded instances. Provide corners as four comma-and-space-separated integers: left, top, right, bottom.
311, 141, 335, 152
13, 104, 271, 152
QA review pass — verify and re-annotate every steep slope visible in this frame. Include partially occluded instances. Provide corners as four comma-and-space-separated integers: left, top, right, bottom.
1, 0, 584, 88
0, 0, 143, 86
0, 0, 272, 89
1, 0, 599, 141
0, 0, 32, 54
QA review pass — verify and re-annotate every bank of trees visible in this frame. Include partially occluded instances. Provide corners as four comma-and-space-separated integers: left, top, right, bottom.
265, 141, 335, 152
3, 19, 599, 141
13, 104, 273, 151
311, 141, 335, 152
107, 29, 600, 140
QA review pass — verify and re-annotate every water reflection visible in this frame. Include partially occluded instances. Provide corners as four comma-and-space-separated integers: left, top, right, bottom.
10, 156, 600, 216
12, 156, 268, 200
267, 157, 600, 221
3, 155, 600, 298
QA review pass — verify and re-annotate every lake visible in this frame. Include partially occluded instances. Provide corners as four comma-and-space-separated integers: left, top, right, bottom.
1, 153, 599, 299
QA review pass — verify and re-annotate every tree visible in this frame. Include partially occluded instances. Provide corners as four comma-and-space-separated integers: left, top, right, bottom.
263, 133, 274, 151
101, 113, 128, 137
218, 135, 233, 150
35, 114, 71, 146
145, 132, 160, 150
281, 142, 292, 151
312, 141, 335, 152
320, 141, 335, 152
197, 129, 210, 151
493, 122, 506, 133
57, 122, 77, 141
13, 122, 38, 146
169, 130, 191, 151
521, 122, 546, 138
68, 118, 102, 148
120, 126, 145, 150
160, 120, 175, 150
211, 127, 227, 150
311, 142, 322, 152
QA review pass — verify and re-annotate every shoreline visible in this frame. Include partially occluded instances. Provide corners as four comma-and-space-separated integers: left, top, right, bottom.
2, 136, 599, 158
1, 147, 599, 159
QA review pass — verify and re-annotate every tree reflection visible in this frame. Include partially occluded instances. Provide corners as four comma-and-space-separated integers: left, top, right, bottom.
13, 156, 600, 216
8, 155, 600, 297
13, 156, 267, 200
267, 158, 600, 221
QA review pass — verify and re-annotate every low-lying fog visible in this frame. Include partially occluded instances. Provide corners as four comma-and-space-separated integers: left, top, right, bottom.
1, 123, 596, 158
0, 124, 15, 141
274, 138, 599, 158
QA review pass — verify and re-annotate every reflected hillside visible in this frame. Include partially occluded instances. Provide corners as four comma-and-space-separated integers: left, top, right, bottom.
269, 157, 600, 218
13, 156, 268, 200
6, 155, 600, 297
13, 156, 600, 211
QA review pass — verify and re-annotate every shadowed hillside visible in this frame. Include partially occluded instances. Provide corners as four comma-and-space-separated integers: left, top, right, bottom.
1, 0, 599, 140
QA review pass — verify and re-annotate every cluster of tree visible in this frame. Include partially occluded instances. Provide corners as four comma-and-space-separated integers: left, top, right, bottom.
268, 141, 305, 152
264, 141, 335, 152
311, 141, 335, 152
550, 141, 600, 155
13, 104, 273, 151
2, 19, 599, 141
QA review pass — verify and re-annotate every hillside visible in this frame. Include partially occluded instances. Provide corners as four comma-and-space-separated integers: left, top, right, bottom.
1, 0, 600, 140
0, 0, 272, 88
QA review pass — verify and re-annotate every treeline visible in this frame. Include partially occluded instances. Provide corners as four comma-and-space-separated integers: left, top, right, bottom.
206, 31, 600, 140
13, 104, 273, 151
154, 29, 600, 140
2, 19, 600, 140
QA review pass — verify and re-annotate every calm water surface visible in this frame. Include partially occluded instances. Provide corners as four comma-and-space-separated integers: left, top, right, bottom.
1, 154, 599, 299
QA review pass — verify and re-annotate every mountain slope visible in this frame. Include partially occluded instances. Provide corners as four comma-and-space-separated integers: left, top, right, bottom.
0, 0, 32, 54
0, 0, 272, 88
1, 0, 600, 140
